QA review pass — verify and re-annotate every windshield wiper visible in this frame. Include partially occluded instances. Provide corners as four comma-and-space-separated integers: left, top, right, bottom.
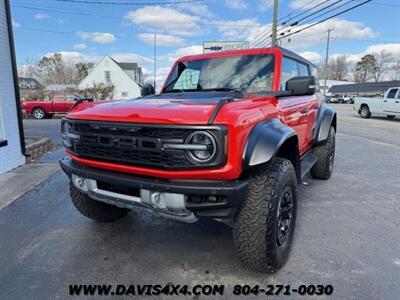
198, 87, 243, 94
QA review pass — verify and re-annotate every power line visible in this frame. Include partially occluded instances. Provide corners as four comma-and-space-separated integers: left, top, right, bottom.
12, 3, 269, 28
277, 0, 372, 41
256, 0, 346, 47
56, 0, 204, 5
252, 0, 336, 48
287, 0, 343, 27
254, 0, 372, 48
281, 0, 330, 25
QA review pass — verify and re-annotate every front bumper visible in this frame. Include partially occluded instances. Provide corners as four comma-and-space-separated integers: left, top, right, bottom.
60, 157, 248, 222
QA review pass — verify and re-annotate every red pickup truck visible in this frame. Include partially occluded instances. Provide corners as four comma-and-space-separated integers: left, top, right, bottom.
22, 93, 81, 119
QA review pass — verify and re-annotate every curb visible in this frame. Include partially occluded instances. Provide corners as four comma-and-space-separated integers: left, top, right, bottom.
26, 138, 58, 162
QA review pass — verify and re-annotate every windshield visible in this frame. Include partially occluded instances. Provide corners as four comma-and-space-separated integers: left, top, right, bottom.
163, 54, 274, 94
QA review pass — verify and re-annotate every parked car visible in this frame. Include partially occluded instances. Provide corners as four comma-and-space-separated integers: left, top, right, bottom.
327, 97, 340, 104
21, 93, 83, 119
354, 87, 400, 119
60, 47, 337, 273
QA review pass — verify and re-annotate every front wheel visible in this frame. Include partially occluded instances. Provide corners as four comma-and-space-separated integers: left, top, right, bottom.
70, 183, 129, 222
32, 108, 45, 119
387, 115, 395, 119
233, 158, 297, 273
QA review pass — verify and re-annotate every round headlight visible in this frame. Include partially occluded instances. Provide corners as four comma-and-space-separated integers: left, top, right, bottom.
185, 131, 217, 163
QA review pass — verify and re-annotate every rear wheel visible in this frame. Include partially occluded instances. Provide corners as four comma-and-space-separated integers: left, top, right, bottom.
70, 183, 129, 222
233, 158, 297, 273
360, 105, 371, 118
32, 108, 45, 119
311, 127, 335, 179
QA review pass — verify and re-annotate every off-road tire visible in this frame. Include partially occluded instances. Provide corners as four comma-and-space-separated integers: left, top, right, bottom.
233, 158, 297, 273
32, 108, 45, 119
360, 105, 371, 118
70, 183, 129, 222
387, 115, 395, 119
310, 127, 335, 179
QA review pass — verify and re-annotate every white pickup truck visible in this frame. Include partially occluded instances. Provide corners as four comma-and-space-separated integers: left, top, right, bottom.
353, 87, 400, 119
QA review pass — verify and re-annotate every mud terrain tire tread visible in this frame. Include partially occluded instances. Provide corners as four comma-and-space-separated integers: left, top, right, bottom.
233, 158, 297, 273
70, 183, 129, 222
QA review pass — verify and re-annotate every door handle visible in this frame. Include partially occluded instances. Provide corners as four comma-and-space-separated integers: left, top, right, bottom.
383, 100, 387, 102
301, 108, 310, 114
396, 101, 399, 103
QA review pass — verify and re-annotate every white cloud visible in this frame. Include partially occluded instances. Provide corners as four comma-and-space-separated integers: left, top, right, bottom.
138, 33, 186, 47
259, 0, 274, 11
125, 6, 200, 37
34, 14, 50, 20
12, 19, 21, 28
166, 45, 203, 63
77, 32, 116, 44
225, 0, 248, 10
177, 3, 214, 18
300, 51, 322, 63
73, 43, 87, 50
218, 18, 271, 43
277, 19, 375, 51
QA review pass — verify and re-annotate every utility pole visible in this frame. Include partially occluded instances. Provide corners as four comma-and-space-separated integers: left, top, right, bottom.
323, 28, 333, 96
154, 33, 157, 92
271, 0, 279, 47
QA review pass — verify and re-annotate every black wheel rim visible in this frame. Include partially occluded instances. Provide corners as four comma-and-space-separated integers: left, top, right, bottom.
276, 186, 294, 247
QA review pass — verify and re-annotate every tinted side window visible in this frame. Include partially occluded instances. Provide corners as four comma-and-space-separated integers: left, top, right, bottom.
298, 62, 310, 76
387, 88, 398, 99
281, 58, 298, 90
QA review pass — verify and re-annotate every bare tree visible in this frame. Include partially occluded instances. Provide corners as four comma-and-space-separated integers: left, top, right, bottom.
328, 55, 349, 81
372, 49, 392, 82
391, 56, 400, 80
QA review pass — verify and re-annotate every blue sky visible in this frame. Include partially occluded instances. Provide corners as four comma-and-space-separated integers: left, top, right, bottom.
10, 0, 400, 84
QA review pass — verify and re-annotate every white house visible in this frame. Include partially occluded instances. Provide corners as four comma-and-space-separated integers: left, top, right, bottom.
0, 0, 26, 173
79, 56, 144, 99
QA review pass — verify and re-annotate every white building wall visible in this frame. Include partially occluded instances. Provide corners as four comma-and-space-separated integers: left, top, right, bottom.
0, 0, 25, 173
78, 57, 142, 99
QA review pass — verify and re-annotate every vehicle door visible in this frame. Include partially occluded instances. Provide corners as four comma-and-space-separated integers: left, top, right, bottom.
52, 94, 67, 113
64, 95, 77, 112
383, 88, 400, 114
278, 57, 317, 154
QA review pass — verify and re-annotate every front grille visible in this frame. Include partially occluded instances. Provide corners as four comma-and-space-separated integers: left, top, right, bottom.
65, 120, 227, 170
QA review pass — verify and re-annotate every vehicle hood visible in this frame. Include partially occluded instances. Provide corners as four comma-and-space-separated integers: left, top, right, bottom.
67, 92, 242, 125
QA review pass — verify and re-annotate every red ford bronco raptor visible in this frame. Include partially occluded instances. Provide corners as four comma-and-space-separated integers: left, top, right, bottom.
60, 47, 336, 273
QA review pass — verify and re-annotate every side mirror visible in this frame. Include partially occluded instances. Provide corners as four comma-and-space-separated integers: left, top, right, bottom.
142, 84, 155, 97
286, 76, 316, 96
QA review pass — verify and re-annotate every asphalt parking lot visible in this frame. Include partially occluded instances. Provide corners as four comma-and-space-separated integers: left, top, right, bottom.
2, 105, 399, 299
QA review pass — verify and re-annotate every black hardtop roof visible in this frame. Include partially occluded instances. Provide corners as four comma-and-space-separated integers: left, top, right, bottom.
278, 47, 315, 68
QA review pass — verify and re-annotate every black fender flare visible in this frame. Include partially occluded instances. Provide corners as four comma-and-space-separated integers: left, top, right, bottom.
243, 119, 297, 167
313, 103, 337, 144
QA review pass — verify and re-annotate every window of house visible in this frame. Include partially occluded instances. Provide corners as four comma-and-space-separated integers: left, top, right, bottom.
105, 71, 111, 83
121, 92, 128, 97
